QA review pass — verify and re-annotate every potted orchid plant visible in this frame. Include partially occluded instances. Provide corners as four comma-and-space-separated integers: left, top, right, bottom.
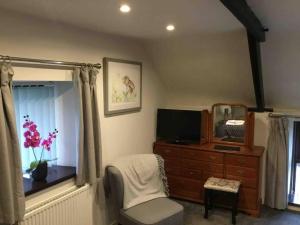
23, 115, 58, 181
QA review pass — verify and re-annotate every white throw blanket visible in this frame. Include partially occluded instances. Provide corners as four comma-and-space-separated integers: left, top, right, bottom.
109, 154, 167, 209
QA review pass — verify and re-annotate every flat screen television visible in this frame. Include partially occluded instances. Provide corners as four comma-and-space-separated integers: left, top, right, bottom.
156, 108, 202, 144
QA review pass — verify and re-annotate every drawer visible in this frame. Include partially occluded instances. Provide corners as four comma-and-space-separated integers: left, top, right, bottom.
226, 165, 257, 188
154, 146, 181, 158
167, 176, 204, 201
182, 159, 204, 169
181, 168, 202, 180
164, 157, 181, 168
165, 166, 182, 177
226, 175, 257, 189
202, 162, 224, 173
182, 150, 224, 164
202, 171, 223, 181
168, 176, 203, 193
225, 155, 259, 168
181, 149, 203, 160
226, 165, 257, 178
170, 189, 203, 202
201, 151, 224, 164
239, 188, 258, 210
182, 159, 223, 173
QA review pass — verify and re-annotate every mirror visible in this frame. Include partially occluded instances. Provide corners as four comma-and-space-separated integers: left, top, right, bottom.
212, 104, 247, 144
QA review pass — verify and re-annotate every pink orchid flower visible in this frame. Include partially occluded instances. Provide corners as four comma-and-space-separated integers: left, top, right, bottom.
22, 115, 58, 163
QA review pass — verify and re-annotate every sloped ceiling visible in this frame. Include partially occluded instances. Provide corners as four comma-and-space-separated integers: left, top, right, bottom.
145, 30, 255, 107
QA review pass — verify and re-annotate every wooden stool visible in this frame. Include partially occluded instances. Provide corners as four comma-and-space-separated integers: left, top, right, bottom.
203, 177, 241, 225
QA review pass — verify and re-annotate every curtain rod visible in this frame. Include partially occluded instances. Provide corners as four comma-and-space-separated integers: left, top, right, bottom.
269, 113, 300, 119
0, 55, 101, 69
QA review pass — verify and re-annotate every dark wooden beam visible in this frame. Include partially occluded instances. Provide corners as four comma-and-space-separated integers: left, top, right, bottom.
247, 32, 266, 112
220, 0, 270, 112
220, 0, 266, 42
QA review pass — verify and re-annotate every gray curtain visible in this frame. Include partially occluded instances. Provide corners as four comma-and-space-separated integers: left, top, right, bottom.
0, 64, 25, 224
265, 117, 289, 209
73, 67, 102, 186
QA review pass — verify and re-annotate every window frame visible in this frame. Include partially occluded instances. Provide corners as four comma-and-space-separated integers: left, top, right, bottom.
12, 81, 77, 195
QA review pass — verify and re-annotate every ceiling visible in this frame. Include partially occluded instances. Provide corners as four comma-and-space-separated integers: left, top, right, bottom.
0, 0, 243, 40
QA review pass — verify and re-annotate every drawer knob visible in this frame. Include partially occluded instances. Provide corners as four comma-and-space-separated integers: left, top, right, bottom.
210, 156, 216, 160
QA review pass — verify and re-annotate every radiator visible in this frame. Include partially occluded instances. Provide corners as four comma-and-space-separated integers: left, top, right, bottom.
21, 184, 92, 225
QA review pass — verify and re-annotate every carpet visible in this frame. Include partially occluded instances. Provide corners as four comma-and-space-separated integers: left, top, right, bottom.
179, 200, 300, 225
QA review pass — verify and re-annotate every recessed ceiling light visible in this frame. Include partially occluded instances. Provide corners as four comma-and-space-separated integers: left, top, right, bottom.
166, 24, 175, 31
120, 4, 131, 13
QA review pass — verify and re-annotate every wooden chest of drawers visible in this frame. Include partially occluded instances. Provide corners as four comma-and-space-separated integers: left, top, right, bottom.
153, 141, 264, 216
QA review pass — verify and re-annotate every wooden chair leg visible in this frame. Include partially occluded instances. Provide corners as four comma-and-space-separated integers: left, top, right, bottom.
204, 188, 209, 219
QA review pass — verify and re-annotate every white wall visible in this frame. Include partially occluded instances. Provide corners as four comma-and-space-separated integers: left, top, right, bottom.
260, 31, 300, 109
0, 8, 166, 166
0, 9, 165, 225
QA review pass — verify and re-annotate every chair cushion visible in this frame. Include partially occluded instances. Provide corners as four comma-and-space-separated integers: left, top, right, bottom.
120, 197, 183, 225
204, 177, 241, 193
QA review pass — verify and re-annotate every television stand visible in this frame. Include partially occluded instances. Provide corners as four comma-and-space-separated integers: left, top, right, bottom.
153, 140, 264, 217
168, 140, 189, 145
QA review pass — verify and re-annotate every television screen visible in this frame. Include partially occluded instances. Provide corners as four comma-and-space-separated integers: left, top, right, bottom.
156, 108, 202, 144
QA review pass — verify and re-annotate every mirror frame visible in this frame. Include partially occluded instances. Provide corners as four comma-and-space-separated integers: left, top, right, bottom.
211, 103, 248, 146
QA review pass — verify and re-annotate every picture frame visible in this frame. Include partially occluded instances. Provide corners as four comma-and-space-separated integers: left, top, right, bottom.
103, 57, 142, 116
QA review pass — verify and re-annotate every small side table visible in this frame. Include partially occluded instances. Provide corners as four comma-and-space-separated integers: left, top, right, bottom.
203, 177, 241, 225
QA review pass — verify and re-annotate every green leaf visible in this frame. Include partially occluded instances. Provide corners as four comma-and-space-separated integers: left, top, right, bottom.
30, 161, 39, 170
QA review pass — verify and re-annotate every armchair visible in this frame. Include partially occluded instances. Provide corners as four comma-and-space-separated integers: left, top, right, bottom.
105, 162, 183, 225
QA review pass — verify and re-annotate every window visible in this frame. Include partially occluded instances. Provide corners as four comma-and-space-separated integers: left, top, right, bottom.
13, 81, 77, 195
288, 120, 300, 206
14, 85, 57, 172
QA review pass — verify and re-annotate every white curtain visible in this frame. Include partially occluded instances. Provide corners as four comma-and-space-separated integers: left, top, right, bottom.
265, 117, 289, 209
13, 86, 57, 172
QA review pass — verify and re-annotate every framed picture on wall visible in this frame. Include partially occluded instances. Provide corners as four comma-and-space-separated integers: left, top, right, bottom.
103, 57, 142, 116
